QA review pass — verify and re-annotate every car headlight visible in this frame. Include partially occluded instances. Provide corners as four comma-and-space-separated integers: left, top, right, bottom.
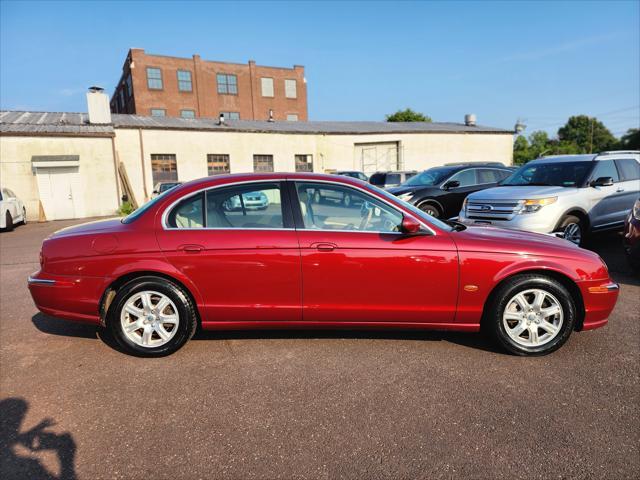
633, 199, 640, 221
518, 197, 557, 214
397, 192, 414, 202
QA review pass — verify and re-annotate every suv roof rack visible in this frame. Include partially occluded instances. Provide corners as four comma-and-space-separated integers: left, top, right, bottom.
443, 162, 505, 167
596, 150, 640, 156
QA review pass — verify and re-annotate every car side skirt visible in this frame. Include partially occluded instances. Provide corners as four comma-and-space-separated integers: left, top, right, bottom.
200, 320, 481, 332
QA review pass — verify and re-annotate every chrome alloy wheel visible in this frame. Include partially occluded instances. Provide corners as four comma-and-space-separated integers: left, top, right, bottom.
120, 291, 179, 348
502, 289, 563, 347
563, 223, 582, 245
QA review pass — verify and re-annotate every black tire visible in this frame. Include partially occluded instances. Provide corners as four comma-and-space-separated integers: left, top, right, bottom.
20, 207, 27, 225
484, 274, 577, 356
5, 211, 13, 231
417, 201, 441, 218
107, 276, 198, 357
555, 215, 585, 246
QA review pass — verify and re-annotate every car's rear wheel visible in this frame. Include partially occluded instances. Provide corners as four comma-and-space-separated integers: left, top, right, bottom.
484, 274, 576, 356
556, 215, 584, 246
107, 276, 197, 357
4, 211, 13, 231
20, 207, 27, 225
417, 201, 441, 218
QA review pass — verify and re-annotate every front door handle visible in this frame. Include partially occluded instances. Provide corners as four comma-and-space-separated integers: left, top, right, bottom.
178, 244, 204, 253
616, 188, 625, 193
311, 242, 337, 252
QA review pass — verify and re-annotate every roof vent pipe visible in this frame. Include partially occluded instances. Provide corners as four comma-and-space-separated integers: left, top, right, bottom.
86, 86, 111, 124
464, 113, 477, 127
268, 109, 275, 122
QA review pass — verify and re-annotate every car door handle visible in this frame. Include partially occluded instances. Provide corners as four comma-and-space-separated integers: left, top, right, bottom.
311, 242, 337, 252
178, 244, 204, 253
616, 188, 625, 192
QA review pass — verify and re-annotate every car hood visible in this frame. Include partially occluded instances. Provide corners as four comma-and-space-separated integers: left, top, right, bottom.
452, 224, 596, 259
49, 217, 124, 238
468, 185, 578, 201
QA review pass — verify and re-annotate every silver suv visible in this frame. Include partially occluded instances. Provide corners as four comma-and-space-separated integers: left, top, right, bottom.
458, 151, 640, 245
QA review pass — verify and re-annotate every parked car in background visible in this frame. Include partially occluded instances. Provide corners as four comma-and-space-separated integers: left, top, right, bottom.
388, 163, 514, 218
623, 197, 640, 271
28, 172, 619, 357
369, 170, 417, 189
223, 190, 270, 211
0, 187, 26, 231
152, 181, 183, 197
459, 151, 640, 245
335, 170, 369, 182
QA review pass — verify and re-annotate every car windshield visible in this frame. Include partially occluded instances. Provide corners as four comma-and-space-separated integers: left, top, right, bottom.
403, 167, 455, 187
122, 190, 172, 224
501, 161, 592, 187
370, 184, 454, 232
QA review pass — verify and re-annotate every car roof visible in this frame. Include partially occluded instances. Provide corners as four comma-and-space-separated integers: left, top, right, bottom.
529, 154, 596, 164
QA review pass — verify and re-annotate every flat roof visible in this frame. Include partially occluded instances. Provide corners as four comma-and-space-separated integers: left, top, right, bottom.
0, 110, 514, 136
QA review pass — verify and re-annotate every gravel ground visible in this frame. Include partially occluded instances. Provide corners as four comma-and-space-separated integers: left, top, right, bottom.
1, 219, 638, 480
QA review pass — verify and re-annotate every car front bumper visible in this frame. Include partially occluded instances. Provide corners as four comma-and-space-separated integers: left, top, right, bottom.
577, 279, 619, 330
458, 210, 559, 234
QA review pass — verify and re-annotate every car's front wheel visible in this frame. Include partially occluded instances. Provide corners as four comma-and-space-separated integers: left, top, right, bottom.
556, 215, 584, 246
4, 211, 13, 231
484, 274, 576, 356
417, 201, 441, 218
107, 276, 198, 357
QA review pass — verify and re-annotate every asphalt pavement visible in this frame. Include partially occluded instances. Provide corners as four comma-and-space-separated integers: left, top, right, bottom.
1, 219, 638, 479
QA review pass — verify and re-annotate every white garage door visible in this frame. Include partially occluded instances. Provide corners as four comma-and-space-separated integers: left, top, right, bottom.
36, 166, 81, 220
356, 142, 399, 175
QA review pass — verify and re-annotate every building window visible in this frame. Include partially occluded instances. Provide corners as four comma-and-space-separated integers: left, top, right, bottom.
207, 154, 230, 175
180, 109, 195, 119
286, 114, 299, 122
151, 154, 178, 183
177, 70, 192, 92
261, 77, 274, 97
285, 79, 297, 99
151, 108, 166, 117
253, 154, 274, 172
217, 74, 237, 94
125, 74, 133, 97
220, 111, 240, 120
147, 67, 163, 89
295, 154, 313, 172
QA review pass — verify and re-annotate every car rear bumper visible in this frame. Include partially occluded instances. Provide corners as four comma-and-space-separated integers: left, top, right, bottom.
28, 270, 105, 324
577, 280, 619, 330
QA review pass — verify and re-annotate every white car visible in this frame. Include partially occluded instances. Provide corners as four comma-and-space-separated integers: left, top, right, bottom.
1, 187, 26, 231
459, 151, 640, 245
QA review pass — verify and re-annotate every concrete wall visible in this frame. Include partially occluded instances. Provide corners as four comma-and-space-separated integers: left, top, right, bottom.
115, 128, 513, 204
0, 136, 119, 221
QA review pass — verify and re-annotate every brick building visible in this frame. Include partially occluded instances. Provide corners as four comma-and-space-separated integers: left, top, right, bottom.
110, 49, 308, 121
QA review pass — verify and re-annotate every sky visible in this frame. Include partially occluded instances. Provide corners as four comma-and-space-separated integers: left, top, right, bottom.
1, 0, 639, 137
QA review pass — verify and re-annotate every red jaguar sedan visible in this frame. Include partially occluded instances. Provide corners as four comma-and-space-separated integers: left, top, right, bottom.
28, 173, 619, 357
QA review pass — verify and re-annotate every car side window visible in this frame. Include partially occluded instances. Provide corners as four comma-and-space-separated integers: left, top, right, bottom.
448, 169, 477, 187
296, 182, 403, 233
590, 160, 620, 183
615, 159, 640, 181
386, 173, 401, 185
207, 184, 283, 229
167, 192, 205, 228
477, 169, 501, 184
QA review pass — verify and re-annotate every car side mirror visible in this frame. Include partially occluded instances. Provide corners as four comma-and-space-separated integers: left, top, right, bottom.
400, 215, 422, 234
152, 189, 159, 194
590, 176, 614, 187
443, 180, 460, 190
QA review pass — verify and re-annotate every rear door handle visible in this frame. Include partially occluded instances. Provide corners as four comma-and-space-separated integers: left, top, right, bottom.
616, 188, 625, 192
178, 244, 204, 253
311, 242, 337, 252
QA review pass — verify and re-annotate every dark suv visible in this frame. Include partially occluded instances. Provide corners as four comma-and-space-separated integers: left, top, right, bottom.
388, 163, 514, 218
369, 171, 418, 189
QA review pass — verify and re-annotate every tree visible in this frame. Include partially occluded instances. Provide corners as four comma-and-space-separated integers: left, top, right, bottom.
513, 135, 530, 165
385, 108, 432, 122
557, 115, 617, 153
618, 128, 640, 150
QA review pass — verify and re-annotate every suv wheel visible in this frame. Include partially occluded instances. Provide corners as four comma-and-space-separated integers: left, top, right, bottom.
108, 276, 198, 357
556, 215, 584, 246
484, 274, 576, 356
417, 201, 441, 218
4, 211, 13, 231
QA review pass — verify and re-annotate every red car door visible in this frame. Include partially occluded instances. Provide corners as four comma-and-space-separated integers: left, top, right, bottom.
156, 181, 302, 324
292, 181, 459, 325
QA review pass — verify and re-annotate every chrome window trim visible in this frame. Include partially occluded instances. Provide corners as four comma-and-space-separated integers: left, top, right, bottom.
28, 277, 56, 285
161, 178, 437, 235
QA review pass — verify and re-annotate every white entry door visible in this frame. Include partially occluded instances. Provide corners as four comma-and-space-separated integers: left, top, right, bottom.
36, 167, 80, 220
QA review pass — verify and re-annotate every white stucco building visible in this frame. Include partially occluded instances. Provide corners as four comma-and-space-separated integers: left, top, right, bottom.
1, 92, 514, 221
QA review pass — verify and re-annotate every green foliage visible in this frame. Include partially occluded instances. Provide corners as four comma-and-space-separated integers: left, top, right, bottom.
513, 115, 626, 165
557, 115, 617, 153
618, 128, 640, 150
385, 108, 432, 122
117, 201, 135, 216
